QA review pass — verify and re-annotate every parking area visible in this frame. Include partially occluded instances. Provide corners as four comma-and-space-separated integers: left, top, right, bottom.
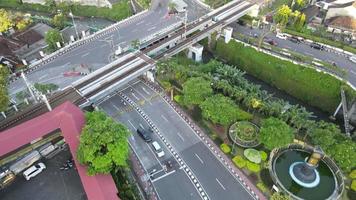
0, 149, 86, 200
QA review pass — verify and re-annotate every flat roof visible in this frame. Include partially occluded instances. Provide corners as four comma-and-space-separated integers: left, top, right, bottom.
0, 102, 119, 200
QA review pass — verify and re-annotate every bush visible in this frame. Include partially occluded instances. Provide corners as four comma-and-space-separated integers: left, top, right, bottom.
244, 148, 262, 164
352, 180, 356, 192
174, 95, 183, 105
246, 161, 261, 173
160, 81, 171, 90
232, 155, 246, 168
257, 182, 267, 193
220, 143, 231, 154
213, 38, 354, 113
350, 169, 356, 179
260, 151, 268, 162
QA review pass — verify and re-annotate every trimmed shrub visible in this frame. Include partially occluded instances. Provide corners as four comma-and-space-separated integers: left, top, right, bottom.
260, 151, 268, 162
244, 148, 262, 164
232, 155, 246, 168
257, 182, 267, 193
174, 95, 183, 105
352, 180, 356, 192
246, 161, 261, 173
220, 143, 231, 154
349, 169, 356, 179
160, 81, 171, 90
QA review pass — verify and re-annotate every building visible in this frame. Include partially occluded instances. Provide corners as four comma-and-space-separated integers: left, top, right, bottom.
61, 23, 91, 43
0, 102, 119, 200
23, 0, 118, 8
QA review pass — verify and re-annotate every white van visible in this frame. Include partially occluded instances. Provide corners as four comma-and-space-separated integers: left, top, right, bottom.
23, 162, 46, 181
350, 55, 356, 63
152, 141, 165, 158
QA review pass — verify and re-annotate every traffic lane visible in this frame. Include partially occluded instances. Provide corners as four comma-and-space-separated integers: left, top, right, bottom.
99, 95, 165, 173
121, 87, 201, 152
152, 168, 202, 200
181, 142, 254, 200
130, 81, 156, 100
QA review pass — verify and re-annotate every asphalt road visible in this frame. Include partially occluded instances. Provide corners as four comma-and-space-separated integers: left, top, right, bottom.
9, 0, 209, 99
231, 24, 356, 86
99, 80, 256, 200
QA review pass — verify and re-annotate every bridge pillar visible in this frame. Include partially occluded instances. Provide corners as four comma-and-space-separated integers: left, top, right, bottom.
188, 44, 203, 62
247, 5, 260, 18
145, 70, 155, 82
224, 27, 233, 44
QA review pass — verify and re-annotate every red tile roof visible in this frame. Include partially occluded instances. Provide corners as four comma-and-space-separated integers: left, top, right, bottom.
0, 102, 119, 200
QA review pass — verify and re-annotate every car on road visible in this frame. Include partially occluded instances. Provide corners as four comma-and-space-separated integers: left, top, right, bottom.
310, 42, 324, 50
23, 162, 46, 181
276, 33, 287, 40
265, 38, 278, 46
137, 127, 152, 142
289, 36, 301, 43
152, 141, 165, 158
350, 55, 356, 63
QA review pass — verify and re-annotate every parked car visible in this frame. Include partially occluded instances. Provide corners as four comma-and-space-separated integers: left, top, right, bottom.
310, 43, 324, 50
137, 127, 152, 142
276, 33, 287, 40
152, 141, 165, 158
23, 163, 46, 181
349, 55, 356, 63
289, 36, 301, 43
0, 170, 15, 189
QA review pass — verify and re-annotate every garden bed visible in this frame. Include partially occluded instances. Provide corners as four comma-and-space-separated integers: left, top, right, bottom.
229, 121, 260, 148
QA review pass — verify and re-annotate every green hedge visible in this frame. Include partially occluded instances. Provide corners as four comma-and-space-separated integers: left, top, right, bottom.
220, 143, 231, 154
284, 28, 356, 55
246, 161, 261, 173
350, 170, 356, 179
232, 155, 246, 168
260, 151, 268, 162
352, 180, 356, 192
213, 39, 352, 113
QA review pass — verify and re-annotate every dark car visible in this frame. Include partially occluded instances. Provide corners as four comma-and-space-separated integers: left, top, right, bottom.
289, 36, 300, 43
265, 38, 277, 46
137, 127, 152, 142
310, 42, 324, 50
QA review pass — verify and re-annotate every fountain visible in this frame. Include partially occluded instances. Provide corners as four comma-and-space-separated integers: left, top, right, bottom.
269, 144, 344, 200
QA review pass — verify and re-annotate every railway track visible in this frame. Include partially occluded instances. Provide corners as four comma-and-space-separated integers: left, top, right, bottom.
0, 1, 253, 132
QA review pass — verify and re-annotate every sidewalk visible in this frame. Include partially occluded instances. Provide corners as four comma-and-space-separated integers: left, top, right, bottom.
142, 79, 267, 200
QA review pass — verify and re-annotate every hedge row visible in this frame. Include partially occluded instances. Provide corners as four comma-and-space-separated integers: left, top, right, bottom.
212, 38, 354, 113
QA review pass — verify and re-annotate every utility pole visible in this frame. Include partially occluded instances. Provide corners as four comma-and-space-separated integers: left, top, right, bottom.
69, 10, 79, 40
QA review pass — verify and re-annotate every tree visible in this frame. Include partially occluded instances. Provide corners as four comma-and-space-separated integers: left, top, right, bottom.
51, 13, 66, 30
130, 39, 140, 50
77, 111, 131, 175
0, 9, 13, 33
294, 13, 306, 31
259, 117, 294, 150
45, 29, 62, 52
200, 94, 252, 126
270, 192, 291, 200
45, 0, 57, 13
0, 65, 9, 112
309, 127, 337, 154
182, 77, 212, 106
274, 5, 292, 27
330, 140, 356, 173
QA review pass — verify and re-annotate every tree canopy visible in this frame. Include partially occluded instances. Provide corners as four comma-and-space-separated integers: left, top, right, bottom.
270, 192, 291, 200
77, 111, 131, 175
200, 94, 252, 126
45, 29, 62, 52
51, 13, 66, 30
0, 65, 9, 112
0, 9, 13, 33
259, 117, 294, 150
330, 140, 356, 173
183, 77, 213, 106
274, 5, 292, 26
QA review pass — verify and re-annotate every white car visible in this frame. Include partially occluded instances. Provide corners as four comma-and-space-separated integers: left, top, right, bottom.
23, 162, 46, 181
152, 141, 165, 158
276, 33, 288, 40
350, 55, 356, 63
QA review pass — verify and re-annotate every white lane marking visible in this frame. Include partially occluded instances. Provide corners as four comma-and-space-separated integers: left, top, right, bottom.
142, 86, 150, 95
305, 52, 313, 56
136, 21, 144, 25
147, 26, 156, 31
111, 102, 120, 111
132, 93, 139, 100
39, 74, 47, 80
128, 120, 136, 130
81, 52, 90, 57
351, 70, 356, 75
152, 170, 176, 182
64, 62, 70, 66
195, 153, 204, 164
216, 178, 226, 190
139, 123, 144, 129
160, 114, 168, 122
177, 132, 184, 141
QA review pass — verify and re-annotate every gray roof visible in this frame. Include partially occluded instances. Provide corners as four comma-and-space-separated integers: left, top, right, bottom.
61, 24, 90, 42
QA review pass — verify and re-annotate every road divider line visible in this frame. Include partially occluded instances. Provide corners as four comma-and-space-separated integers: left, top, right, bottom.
160, 114, 169, 122
139, 123, 145, 129
195, 153, 204, 164
132, 93, 140, 100
177, 132, 185, 141
216, 178, 226, 190
81, 52, 90, 57
111, 102, 120, 111
128, 120, 136, 130
142, 86, 151, 95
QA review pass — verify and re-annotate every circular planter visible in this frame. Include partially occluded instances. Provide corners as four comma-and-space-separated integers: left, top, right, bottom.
228, 121, 260, 148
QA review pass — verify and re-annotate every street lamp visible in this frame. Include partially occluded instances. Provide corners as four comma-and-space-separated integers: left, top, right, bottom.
69, 10, 79, 40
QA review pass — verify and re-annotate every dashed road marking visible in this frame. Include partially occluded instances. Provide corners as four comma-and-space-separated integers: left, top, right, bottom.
139, 123, 144, 129
132, 93, 140, 100
216, 178, 226, 190
177, 132, 184, 141
160, 114, 168, 122
128, 120, 136, 130
81, 52, 90, 57
195, 153, 204, 164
